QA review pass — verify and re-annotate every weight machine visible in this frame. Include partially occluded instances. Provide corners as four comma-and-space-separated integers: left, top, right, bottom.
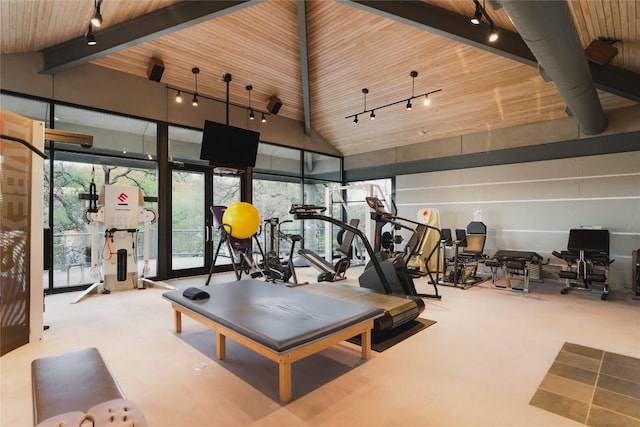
297, 218, 359, 282
553, 228, 614, 300
364, 196, 441, 299
438, 223, 489, 289
260, 217, 306, 286
73, 185, 172, 304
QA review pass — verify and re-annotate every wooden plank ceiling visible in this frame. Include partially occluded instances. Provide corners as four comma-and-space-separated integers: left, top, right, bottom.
1, 0, 638, 157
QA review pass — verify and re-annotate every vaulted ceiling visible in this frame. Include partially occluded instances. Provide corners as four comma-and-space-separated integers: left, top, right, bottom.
2, 0, 638, 156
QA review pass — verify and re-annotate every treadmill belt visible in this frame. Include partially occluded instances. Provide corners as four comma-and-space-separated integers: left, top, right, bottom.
296, 282, 423, 332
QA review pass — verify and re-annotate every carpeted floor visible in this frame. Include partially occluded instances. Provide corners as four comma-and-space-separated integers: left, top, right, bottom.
530, 342, 640, 426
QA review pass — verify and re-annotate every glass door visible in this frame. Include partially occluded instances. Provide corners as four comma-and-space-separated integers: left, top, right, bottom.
171, 166, 212, 276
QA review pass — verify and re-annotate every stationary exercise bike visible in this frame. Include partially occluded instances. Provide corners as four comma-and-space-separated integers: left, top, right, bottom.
260, 217, 305, 286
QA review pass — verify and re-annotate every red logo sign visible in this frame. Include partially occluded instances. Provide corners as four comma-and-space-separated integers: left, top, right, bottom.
117, 192, 128, 202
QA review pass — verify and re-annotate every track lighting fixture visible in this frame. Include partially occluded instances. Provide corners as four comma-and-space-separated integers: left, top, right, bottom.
246, 85, 255, 120
470, 0, 499, 42
471, 0, 482, 24
488, 25, 499, 42
168, 69, 270, 123
91, 0, 103, 27
191, 67, 199, 107
86, 24, 97, 46
345, 72, 441, 122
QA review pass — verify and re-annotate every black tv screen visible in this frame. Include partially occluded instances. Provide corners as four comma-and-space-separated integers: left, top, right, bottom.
200, 120, 260, 169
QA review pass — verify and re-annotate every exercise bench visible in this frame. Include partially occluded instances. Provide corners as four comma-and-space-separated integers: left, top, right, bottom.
31, 347, 148, 426
483, 250, 546, 292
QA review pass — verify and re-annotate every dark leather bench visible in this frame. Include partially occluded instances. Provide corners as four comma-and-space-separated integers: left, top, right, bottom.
163, 279, 384, 402
31, 347, 147, 426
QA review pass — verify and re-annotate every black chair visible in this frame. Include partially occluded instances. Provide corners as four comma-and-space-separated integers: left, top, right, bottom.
457, 221, 487, 261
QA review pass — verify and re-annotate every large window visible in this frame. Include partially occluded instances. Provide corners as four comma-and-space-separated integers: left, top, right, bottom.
168, 125, 205, 164
3, 92, 345, 289
51, 156, 158, 289
48, 105, 158, 290
304, 152, 341, 182
253, 176, 302, 259
255, 145, 301, 176
0, 93, 51, 126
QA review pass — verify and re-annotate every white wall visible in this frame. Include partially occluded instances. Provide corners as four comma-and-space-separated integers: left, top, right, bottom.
396, 152, 640, 291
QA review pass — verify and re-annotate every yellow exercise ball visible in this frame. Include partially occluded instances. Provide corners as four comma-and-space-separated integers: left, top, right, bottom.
222, 202, 261, 239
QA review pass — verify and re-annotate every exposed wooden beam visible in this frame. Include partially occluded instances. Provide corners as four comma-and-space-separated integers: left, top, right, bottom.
42, 1, 261, 74
345, 0, 536, 66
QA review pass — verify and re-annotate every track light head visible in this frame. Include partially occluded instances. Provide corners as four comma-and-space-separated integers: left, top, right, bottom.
488, 25, 499, 42
175, 90, 183, 103
191, 67, 200, 106
406, 100, 412, 110
249, 109, 255, 120
91, 0, 103, 27
353, 115, 359, 124
424, 94, 431, 106
86, 24, 96, 46
261, 113, 267, 123
370, 110, 376, 120
91, 11, 103, 27
471, 0, 482, 25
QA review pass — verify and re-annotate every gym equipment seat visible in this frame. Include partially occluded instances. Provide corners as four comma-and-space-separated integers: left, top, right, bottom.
553, 228, 613, 300
298, 218, 359, 282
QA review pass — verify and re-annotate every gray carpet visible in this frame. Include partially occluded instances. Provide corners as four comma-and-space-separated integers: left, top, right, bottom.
530, 342, 640, 426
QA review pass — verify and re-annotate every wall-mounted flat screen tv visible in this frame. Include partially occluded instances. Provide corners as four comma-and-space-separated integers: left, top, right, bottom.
199, 120, 260, 169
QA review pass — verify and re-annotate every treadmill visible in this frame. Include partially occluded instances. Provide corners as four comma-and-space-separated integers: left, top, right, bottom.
290, 204, 425, 333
